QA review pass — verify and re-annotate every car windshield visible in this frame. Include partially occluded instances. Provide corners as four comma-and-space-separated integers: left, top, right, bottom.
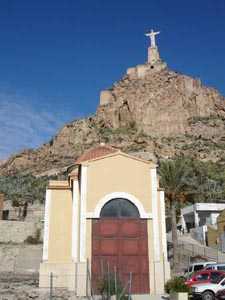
211, 275, 225, 284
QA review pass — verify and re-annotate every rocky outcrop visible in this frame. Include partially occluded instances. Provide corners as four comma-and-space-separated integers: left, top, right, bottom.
97, 68, 225, 137
1, 65, 225, 176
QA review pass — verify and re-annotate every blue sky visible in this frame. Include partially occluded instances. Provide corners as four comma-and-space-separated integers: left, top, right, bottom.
0, 0, 225, 159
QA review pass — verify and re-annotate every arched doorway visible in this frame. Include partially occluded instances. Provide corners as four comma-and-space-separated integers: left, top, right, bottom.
92, 198, 150, 294
100, 198, 140, 218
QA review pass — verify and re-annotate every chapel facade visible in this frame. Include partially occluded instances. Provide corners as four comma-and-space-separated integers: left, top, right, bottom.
39, 145, 170, 296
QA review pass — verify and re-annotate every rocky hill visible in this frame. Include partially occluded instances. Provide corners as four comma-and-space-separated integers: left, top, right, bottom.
1, 54, 225, 176
98, 68, 225, 137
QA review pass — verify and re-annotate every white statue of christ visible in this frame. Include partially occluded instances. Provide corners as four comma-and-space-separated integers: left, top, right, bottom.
145, 29, 160, 48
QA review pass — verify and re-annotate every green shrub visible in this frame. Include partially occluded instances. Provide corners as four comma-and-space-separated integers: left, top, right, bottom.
97, 274, 127, 299
165, 277, 190, 294
0, 173, 58, 204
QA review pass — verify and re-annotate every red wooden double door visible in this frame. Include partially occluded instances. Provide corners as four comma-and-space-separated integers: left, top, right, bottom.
92, 218, 150, 294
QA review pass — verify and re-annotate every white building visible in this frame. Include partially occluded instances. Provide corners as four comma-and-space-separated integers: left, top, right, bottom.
181, 203, 225, 232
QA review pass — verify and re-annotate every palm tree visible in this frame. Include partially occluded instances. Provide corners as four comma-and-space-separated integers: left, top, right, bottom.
159, 158, 193, 273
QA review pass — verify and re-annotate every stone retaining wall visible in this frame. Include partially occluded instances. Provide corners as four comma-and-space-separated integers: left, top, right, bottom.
0, 244, 42, 273
0, 220, 41, 243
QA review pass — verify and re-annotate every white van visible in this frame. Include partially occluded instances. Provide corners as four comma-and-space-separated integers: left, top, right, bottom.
184, 261, 216, 274
205, 263, 225, 271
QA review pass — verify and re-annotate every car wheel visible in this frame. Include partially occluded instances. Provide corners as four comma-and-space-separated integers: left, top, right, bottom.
202, 291, 215, 300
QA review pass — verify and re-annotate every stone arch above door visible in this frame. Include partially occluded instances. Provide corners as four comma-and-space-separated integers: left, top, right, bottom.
86, 192, 152, 219
100, 198, 140, 218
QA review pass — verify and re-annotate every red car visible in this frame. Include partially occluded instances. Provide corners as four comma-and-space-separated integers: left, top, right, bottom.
185, 270, 225, 287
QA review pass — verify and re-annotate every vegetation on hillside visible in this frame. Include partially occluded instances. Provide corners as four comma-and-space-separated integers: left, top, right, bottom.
159, 158, 225, 205
182, 159, 225, 203
0, 174, 51, 205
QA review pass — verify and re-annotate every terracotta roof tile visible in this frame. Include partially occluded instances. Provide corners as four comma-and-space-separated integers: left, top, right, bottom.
76, 144, 119, 164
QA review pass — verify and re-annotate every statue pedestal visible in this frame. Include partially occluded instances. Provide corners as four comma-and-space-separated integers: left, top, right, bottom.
148, 47, 160, 65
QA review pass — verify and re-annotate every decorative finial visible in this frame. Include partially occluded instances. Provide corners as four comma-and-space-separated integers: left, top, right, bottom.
145, 29, 160, 48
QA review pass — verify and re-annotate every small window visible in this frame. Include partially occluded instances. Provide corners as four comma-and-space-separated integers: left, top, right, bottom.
218, 266, 225, 271
186, 267, 192, 273
206, 266, 213, 270
206, 264, 215, 267
194, 265, 204, 272
2, 210, 9, 220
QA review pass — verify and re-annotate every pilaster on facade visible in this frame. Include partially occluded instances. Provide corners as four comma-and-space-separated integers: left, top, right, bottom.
159, 190, 167, 260
42, 189, 52, 261
150, 168, 160, 262
79, 165, 88, 262
72, 179, 79, 262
